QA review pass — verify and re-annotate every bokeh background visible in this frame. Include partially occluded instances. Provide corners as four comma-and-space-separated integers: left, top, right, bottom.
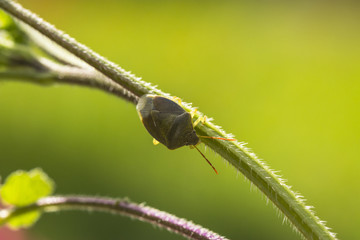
1, 0, 360, 239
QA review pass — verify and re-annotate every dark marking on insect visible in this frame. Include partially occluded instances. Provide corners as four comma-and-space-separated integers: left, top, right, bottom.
136, 94, 236, 174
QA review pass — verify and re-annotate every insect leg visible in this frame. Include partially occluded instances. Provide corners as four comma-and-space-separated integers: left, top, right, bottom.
172, 96, 182, 105
201, 115, 207, 124
190, 108, 198, 118
193, 115, 207, 128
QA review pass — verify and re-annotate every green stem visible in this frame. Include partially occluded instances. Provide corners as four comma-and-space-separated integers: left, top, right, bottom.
0, 0, 337, 239
0, 195, 227, 240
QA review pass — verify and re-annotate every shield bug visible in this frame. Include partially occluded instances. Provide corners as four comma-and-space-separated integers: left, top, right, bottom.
136, 94, 235, 174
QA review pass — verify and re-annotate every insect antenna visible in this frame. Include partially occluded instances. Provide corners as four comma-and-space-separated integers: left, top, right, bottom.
193, 145, 218, 174
199, 136, 236, 141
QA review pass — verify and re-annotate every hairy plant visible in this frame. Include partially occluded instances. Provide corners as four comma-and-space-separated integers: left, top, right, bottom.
0, 0, 337, 239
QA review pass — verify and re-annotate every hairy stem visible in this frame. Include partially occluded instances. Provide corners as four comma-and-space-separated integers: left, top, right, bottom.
0, 57, 139, 104
0, 0, 148, 97
0, 195, 227, 240
39, 58, 139, 104
0, 0, 337, 239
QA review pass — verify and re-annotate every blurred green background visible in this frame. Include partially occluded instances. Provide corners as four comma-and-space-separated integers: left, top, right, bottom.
1, 0, 359, 239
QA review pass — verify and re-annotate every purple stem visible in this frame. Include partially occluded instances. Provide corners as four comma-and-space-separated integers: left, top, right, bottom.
6, 196, 228, 240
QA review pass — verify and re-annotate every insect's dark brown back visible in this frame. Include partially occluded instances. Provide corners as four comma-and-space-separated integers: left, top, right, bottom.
137, 95, 197, 149
152, 96, 185, 115
137, 95, 218, 173
137, 95, 165, 145
166, 112, 199, 149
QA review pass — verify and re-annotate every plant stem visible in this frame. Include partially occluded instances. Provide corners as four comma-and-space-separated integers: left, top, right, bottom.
0, 57, 139, 104
39, 58, 139, 104
0, 1, 337, 239
0, 0, 149, 97
0, 195, 227, 240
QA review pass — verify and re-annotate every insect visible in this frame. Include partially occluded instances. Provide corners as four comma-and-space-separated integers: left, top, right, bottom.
136, 94, 235, 174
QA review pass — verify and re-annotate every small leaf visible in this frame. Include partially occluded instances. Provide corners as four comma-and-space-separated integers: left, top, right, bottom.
0, 10, 29, 45
7, 210, 40, 229
0, 9, 12, 29
0, 168, 55, 207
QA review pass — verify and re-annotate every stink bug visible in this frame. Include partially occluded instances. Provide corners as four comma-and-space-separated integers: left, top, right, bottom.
136, 94, 235, 174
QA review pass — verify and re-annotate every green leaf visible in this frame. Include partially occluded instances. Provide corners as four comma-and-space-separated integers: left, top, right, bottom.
0, 9, 12, 29
0, 169, 54, 229
0, 168, 55, 207
0, 10, 29, 45
7, 210, 41, 229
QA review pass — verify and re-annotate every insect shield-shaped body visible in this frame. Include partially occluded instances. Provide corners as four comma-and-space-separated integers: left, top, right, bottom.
137, 94, 221, 174
136, 94, 199, 150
